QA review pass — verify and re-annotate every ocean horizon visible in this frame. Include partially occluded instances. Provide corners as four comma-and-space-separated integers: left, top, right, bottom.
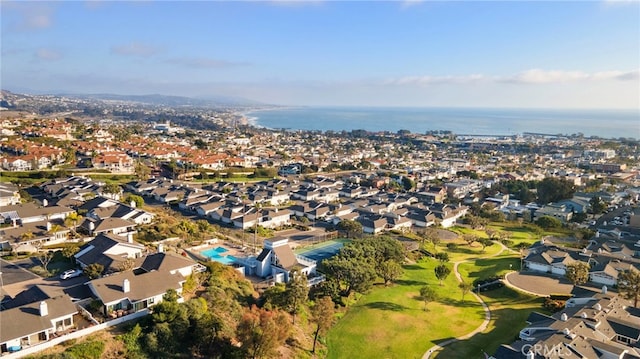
245, 106, 640, 140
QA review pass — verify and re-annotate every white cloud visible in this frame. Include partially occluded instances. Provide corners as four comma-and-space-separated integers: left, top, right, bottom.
166, 57, 248, 69
400, 0, 424, 9
503, 68, 639, 84
35, 48, 62, 61
3, 2, 55, 31
602, 0, 640, 6
384, 69, 639, 86
384, 74, 485, 85
110, 42, 160, 57
505, 69, 589, 84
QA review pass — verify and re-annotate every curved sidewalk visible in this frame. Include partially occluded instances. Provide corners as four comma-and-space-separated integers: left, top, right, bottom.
422, 242, 510, 359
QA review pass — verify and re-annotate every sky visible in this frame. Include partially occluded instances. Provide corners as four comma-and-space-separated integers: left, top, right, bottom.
1, 0, 639, 109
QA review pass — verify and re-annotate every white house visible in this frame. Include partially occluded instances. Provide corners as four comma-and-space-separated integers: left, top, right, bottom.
0, 295, 77, 354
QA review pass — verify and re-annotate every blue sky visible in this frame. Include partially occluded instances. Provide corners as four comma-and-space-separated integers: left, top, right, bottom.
1, 0, 639, 108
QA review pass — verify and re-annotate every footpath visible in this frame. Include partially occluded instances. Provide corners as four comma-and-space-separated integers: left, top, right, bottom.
422, 242, 510, 359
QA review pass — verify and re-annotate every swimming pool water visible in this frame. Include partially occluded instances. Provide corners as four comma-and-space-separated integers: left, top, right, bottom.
201, 247, 236, 265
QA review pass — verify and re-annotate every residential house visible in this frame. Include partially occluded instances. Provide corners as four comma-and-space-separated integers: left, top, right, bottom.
0, 295, 78, 354
0, 182, 20, 207
430, 204, 469, 228
493, 290, 640, 359
0, 220, 70, 252
534, 203, 573, 223
0, 203, 74, 225
253, 238, 317, 283
87, 269, 185, 317
74, 234, 145, 273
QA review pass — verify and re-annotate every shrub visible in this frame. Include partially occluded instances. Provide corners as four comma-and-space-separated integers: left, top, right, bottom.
65, 340, 105, 359
543, 298, 566, 312
446, 243, 458, 250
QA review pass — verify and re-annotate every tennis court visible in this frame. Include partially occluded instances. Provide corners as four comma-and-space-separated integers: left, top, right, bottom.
294, 238, 351, 261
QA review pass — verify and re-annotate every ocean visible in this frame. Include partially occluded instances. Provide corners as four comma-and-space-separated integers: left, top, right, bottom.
245, 107, 640, 139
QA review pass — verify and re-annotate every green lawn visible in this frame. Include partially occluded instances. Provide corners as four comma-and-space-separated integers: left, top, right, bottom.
326, 233, 548, 359
457, 252, 521, 281
327, 259, 485, 359
439, 239, 504, 263
434, 286, 545, 358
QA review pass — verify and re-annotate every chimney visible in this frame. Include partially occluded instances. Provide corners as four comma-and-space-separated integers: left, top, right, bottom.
158, 243, 164, 253
46, 221, 52, 232
42, 199, 48, 207
123, 279, 130, 293
560, 313, 568, 321
130, 200, 136, 208
602, 285, 608, 294
39, 301, 48, 316
127, 233, 133, 243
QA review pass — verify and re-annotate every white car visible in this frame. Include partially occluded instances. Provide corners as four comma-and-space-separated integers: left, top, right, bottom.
60, 269, 83, 280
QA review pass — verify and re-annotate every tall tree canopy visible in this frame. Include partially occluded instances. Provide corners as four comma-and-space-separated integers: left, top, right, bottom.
536, 177, 575, 204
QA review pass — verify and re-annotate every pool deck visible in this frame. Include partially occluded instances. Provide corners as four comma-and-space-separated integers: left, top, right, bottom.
188, 241, 248, 262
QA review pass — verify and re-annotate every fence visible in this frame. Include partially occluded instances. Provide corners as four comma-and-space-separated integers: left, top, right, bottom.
2, 309, 150, 359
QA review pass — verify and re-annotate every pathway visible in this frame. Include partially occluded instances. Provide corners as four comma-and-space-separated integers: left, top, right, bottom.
421, 241, 510, 359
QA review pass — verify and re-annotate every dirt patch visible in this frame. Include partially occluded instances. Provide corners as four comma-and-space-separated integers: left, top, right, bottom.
437, 230, 459, 241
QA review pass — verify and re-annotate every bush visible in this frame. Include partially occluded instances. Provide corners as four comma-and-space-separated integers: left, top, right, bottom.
543, 298, 566, 312
446, 243, 458, 250
65, 340, 105, 359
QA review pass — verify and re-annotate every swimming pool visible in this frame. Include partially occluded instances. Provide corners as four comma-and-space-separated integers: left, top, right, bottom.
201, 246, 229, 258
201, 247, 236, 265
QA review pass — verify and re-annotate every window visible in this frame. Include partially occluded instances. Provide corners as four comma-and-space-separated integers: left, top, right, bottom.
148, 297, 155, 304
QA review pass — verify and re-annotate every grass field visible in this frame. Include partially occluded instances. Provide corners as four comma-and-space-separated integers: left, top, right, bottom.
326, 228, 547, 359
327, 258, 485, 359
434, 286, 545, 358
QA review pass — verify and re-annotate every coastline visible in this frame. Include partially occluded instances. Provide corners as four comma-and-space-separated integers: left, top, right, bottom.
238, 106, 639, 140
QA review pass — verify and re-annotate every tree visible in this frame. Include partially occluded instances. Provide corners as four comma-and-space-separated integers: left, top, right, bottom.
378, 260, 404, 286
478, 238, 494, 253
134, 161, 151, 180
565, 262, 590, 286
84, 263, 104, 279
419, 286, 438, 311
536, 177, 575, 204
589, 195, 606, 215
237, 306, 291, 359
311, 296, 335, 354
284, 270, 309, 324
64, 212, 82, 233
61, 245, 79, 261
434, 264, 451, 286
401, 177, 415, 191
123, 194, 145, 208
37, 251, 54, 274
322, 254, 377, 297
459, 282, 472, 301
435, 252, 450, 263
103, 183, 122, 196
536, 215, 563, 229
618, 269, 640, 307
337, 219, 363, 238
463, 234, 477, 247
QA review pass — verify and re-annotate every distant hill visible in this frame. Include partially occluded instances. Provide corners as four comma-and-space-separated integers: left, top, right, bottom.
66, 93, 264, 107
0, 89, 264, 110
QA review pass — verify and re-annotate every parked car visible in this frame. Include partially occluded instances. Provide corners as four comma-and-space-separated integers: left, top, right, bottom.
60, 269, 83, 280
